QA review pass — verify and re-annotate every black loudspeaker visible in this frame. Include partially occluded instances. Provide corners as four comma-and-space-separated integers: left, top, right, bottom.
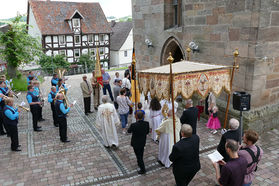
233, 91, 251, 111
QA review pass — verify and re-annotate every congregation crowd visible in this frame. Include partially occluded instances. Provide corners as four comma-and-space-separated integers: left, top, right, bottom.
0, 67, 264, 186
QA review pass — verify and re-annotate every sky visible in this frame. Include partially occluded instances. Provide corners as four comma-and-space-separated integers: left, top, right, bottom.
0, 0, 132, 19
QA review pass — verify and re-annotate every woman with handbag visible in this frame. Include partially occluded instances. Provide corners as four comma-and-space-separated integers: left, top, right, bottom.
117, 88, 133, 134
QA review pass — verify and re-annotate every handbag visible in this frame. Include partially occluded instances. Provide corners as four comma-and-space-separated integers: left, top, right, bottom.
129, 105, 133, 115
126, 96, 133, 114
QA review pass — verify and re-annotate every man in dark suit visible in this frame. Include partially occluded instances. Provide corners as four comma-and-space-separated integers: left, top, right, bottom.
180, 99, 198, 134
128, 111, 149, 174
217, 118, 240, 162
169, 124, 200, 186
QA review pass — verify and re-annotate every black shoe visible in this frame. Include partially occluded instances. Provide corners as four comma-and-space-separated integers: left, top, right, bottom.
94, 107, 98, 110
137, 170, 146, 174
34, 129, 42, 132
62, 140, 70, 143
111, 144, 118, 150
89, 111, 93, 113
39, 118, 45, 121
85, 113, 89, 115
37, 126, 42, 129
12, 148, 21, 152
157, 160, 164, 166
0, 131, 7, 135
54, 124, 59, 127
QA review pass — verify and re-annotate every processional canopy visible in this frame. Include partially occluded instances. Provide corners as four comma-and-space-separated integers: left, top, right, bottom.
138, 60, 232, 100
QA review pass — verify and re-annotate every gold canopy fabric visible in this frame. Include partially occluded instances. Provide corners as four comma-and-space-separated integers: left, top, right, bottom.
138, 61, 232, 100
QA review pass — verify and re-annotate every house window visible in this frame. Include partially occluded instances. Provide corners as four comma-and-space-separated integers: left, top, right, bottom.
100, 47, 104, 55
124, 51, 127, 57
73, 19, 80, 27
99, 34, 104, 42
59, 50, 66, 56
89, 48, 95, 56
59, 35, 65, 45
74, 49, 80, 58
88, 35, 94, 43
74, 35, 81, 45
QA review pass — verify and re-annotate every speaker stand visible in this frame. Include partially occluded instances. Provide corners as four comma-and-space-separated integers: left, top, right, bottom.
239, 111, 243, 143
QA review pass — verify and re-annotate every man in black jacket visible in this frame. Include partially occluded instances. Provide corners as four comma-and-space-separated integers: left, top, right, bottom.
217, 118, 240, 162
128, 111, 149, 174
169, 124, 200, 186
180, 99, 198, 134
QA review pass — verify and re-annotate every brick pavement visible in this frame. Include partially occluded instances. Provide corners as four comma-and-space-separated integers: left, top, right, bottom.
0, 71, 278, 186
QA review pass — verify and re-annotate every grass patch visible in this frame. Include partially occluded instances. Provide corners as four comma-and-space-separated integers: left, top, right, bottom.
12, 76, 28, 91
108, 67, 128, 71
10, 75, 44, 92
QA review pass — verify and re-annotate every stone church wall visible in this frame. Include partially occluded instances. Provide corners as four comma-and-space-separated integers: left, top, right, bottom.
132, 0, 279, 132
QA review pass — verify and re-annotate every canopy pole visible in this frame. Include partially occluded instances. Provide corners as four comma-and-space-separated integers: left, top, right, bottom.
224, 49, 239, 128
167, 52, 176, 144
186, 47, 191, 61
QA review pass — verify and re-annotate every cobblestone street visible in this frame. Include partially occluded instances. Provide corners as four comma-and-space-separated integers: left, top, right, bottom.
0, 71, 278, 186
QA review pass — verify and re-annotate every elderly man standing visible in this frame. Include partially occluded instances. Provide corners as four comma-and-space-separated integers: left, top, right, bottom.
180, 99, 199, 134
101, 69, 114, 101
217, 118, 240, 163
156, 109, 181, 168
169, 124, 200, 186
96, 95, 120, 148
80, 75, 92, 115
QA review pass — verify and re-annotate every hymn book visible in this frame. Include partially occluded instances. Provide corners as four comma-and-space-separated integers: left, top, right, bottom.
208, 150, 223, 163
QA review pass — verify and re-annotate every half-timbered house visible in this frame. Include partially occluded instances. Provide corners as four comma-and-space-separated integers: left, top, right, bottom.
27, 0, 112, 67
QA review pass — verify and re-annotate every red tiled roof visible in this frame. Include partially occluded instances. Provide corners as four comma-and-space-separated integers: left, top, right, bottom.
29, 0, 112, 35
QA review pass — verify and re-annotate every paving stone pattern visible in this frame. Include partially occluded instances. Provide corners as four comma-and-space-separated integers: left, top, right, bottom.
0, 71, 278, 186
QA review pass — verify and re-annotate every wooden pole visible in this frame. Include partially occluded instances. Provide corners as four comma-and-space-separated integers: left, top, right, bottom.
224, 49, 239, 128
132, 58, 138, 112
167, 52, 176, 144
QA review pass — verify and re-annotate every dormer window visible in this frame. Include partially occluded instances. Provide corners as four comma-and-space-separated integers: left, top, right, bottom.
73, 18, 80, 27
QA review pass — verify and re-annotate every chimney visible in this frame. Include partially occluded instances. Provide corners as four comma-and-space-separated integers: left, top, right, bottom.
111, 20, 116, 27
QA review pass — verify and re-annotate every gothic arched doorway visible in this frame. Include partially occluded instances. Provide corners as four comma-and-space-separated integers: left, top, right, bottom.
161, 37, 185, 65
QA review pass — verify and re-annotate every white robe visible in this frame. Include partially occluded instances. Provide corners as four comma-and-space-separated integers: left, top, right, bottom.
156, 116, 181, 168
96, 103, 120, 147
149, 109, 162, 141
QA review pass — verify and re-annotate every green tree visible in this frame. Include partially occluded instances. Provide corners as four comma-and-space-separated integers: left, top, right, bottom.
39, 54, 70, 74
79, 54, 95, 72
0, 15, 42, 78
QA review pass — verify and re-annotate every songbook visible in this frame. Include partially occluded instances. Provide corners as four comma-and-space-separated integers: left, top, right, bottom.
208, 150, 223, 163
20, 101, 26, 107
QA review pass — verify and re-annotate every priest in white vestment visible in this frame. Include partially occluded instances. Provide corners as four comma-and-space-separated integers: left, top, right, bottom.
156, 109, 181, 168
96, 95, 120, 148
